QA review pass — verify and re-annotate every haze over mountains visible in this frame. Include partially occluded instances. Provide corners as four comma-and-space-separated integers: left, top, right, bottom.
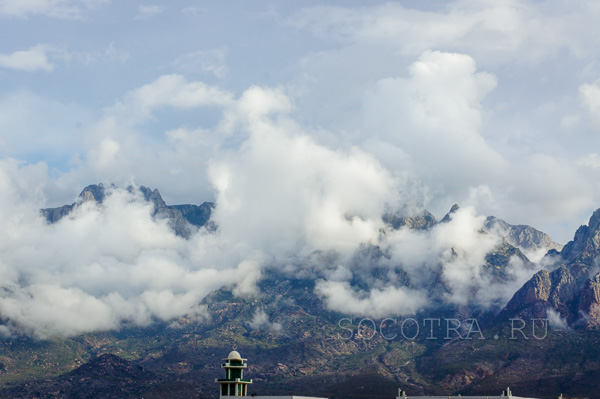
1, 183, 600, 398
32, 182, 577, 332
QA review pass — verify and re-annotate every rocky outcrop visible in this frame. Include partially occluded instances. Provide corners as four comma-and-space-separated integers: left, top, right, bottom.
578, 272, 600, 327
41, 183, 109, 223
485, 216, 563, 255
483, 240, 534, 284
500, 208, 600, 327
41, 184, 214, 238
559, 209, 600, 265
79, 184, 107, 204
440, 203, 461, 223
171, 203, 215, 230
383, 208, 436, 230
500, 265, 585, 323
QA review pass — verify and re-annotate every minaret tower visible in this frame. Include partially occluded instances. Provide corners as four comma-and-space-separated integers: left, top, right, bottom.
216, 349, 252, 398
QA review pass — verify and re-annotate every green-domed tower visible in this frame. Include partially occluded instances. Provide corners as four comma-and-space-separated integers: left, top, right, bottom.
216, 350, 252, 398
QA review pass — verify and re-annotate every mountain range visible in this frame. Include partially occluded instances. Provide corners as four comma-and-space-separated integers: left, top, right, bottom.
1, 184, 599, 398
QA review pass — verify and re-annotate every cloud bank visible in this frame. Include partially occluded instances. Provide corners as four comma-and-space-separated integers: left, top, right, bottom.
0, 66, 548, 337
5, 1, 600, 338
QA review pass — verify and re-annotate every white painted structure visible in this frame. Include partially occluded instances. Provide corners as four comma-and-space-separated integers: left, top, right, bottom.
215, 350, 253, 398
251, 396, 328, 399
216, 351, 539, 399
396, 387, 539, 399
216, 350, 326, 399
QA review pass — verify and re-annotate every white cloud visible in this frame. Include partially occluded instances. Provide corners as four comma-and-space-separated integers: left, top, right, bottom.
0, 177, 257, 338
292, 1, 600, 66
247, 309, 282, 331
547, 308, 569, 329
0, 68, 569, 336
106, 74, 234, 125
208, 119, 395, 256
0, 0, 108, 19
134, 4, 165, 20
381, 206, 518, 308
580, 82, 600, 127
0, 45, 55, 72
362, 51, 506, 208
316, 280, 428, 318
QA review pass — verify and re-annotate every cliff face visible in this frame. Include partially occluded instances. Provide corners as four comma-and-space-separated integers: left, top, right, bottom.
560, 209, 600, 265
500, 209, 600, 327
578, 271, 600, 327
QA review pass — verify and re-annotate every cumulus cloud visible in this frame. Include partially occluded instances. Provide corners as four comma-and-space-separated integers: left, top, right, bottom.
380, 206, 526, 308
0, 48, 574, 337
0, 45, 55, 72
361, 51, 506, 211
209, 125, 394, 256
106, 74, 234, 126
0, 77, 406, 337
281, 1, 600, 244
0, 179, 257, 338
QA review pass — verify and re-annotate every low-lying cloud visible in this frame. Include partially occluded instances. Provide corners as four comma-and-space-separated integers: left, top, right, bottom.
0, 49, 569, 338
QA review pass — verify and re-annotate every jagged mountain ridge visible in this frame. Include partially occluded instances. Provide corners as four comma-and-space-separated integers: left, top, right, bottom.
41, 186, 558, 315
11, 185, 599, 398
500, 208, 600, 328
41, 184, 215, 238
485, 215, 563, 255
4, 269, 600, 399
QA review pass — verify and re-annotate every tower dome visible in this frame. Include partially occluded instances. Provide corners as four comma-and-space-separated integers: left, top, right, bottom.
216, 349, 252, 397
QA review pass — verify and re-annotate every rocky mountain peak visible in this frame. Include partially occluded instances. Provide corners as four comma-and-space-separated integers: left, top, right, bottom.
78, 183, 106, 204
382, 207, 436, 230
138, 186, 167, 211
559, 208, 600, 265
485, 216, 563, 256
440, 204, 460, 223
41, 184, 215, 238
589, 208, 600, 231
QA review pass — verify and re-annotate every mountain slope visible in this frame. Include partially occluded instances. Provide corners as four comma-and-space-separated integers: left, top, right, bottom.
4, 186, 595, 399
499, 209, 600, 328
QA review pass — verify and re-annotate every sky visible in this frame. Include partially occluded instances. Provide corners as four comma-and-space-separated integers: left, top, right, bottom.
1, 0, 600, 337
2, 0, 600, 241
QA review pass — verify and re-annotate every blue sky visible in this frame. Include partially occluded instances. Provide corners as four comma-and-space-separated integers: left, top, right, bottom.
2, 0, 600, 242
